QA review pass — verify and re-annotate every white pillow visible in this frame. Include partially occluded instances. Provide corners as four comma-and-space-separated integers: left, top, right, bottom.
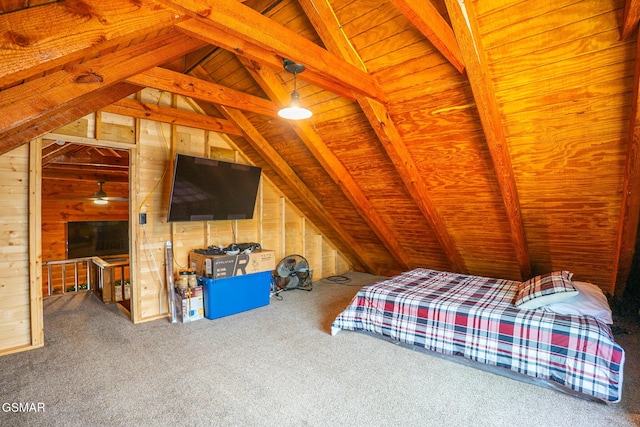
542, 281, 613, 324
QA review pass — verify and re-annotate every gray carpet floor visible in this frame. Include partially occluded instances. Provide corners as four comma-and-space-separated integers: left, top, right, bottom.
0, 271, 638, 427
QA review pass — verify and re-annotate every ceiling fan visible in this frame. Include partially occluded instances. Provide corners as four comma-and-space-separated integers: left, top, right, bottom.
90, 181, 128, 204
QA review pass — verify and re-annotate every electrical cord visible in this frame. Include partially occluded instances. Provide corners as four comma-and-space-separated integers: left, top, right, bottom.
321, 275, 354, 285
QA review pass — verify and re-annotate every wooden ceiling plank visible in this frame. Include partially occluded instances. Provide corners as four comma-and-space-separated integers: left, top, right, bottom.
620, 0, 640, 40
388, 0, 465, 73
155, 0, 386, 101
0, 0, 185, 88
0, 33, 206, 154
358, 96, 467, 273
297, 0, 367, 73
216, 104, 371, 273
103, 97, 243, 136
296, 0, 466, 272
445, 0, 531, 280
231, 59, 412, 271
612, 27, 640, 300
126, 67, 279, 118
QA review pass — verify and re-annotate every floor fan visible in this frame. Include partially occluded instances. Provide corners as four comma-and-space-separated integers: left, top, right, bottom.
274, 254, 312, 293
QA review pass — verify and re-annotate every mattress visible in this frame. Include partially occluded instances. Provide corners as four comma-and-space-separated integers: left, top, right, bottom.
331, 268, 625, 403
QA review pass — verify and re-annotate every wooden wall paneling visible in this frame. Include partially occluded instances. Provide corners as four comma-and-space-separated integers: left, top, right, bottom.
29, 138, 43, 347
130, 94, 141, 322
99, 111, 135, 144
303, 219, 321, 279
613, 24, 640, 299
53, 118, 89, 139
284, 201, 303, 257
136, 112, 173, 321
0, 145, 32, 355
260, 181, 283, 256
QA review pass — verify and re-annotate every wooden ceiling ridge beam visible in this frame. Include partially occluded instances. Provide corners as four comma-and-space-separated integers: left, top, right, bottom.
444, 0, 531, 280
102, 97, 243, 136
154, 0, 386, 102
388, 0, 465, 74
232, 58, 412, 271
126, 67, 279, 118
0, 33, 206, 155
215, 104, 371, 273
0, 0, 186, 88
612, 28, 640, 300
620, 0, 640, 40
297, 0, 461, 271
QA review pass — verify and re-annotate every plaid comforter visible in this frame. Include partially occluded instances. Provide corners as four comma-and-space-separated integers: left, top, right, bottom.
331, 268, 625, 402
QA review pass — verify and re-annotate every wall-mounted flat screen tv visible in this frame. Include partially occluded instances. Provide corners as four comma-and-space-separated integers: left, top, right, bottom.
67, 220, 129, 259
167, 154, 262, 222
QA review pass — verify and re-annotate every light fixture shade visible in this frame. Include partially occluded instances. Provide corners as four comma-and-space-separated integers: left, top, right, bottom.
93, 182, 109, 204
278, 61, 312, 120
278, 90, 312, 120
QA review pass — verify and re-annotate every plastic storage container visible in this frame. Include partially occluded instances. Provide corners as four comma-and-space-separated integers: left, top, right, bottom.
199, 270, 271, 319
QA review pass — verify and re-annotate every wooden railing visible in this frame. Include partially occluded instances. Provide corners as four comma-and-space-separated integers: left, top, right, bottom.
43, 256, 130, 309
43, 257, 94, 297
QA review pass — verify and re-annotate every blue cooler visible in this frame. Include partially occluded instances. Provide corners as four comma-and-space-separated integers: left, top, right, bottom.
199, 271, 271, 319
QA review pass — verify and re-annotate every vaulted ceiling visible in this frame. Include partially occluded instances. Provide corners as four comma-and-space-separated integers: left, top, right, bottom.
2, 0, 640, 298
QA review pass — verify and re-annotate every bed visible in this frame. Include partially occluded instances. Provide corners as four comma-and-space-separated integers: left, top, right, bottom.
331, 268, 625, 403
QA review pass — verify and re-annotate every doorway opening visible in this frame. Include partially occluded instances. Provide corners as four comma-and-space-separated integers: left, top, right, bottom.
41, 139, 131, 316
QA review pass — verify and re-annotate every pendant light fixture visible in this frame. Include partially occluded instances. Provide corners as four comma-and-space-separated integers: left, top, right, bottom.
93, 181, 108, 205
278, 60, 312, 120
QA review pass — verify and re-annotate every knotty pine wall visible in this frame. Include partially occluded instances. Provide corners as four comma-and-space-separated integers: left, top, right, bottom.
0, 88, 350, 355
0, 144, 37, 355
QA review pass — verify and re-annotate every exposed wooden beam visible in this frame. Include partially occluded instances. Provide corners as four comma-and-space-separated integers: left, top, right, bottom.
0, 83, 140, 156
216, 105, 371, 273
0, 33, 206, 154
299, 0, 465, 273
126, 67, 279, 118
445, 0, 531, 280
103, 97, 243, 136
298, 0, 461, 272
388, 0, 465, 73
0, 0, 185, 88
612, 28, 640, 300
358, 96, 467, 273
621, 0, 640, 40
155, 0, 386, 102
297, 0, 367, 73
230, 60, 412, 271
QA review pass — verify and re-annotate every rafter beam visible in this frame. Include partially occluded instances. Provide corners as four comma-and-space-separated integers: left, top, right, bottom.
612, 28, 640, 300
0, 83, 140, 156
154, 0, 386, 102
388, 0, 465, 73
358, 96, 467, 273
0, 0, 185, 88
216, 105, 370, 273
298, 0, 461, 271
0, 33, 206, 155
445, 0, 531, 280
126, 67, 279, 118
229, 60, 412, 271
102, 97, 243, 136
621, 0, 640, 40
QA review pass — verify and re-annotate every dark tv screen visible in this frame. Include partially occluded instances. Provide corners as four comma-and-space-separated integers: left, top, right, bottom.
67, 221, 129, 259
167, 154, 262, 222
